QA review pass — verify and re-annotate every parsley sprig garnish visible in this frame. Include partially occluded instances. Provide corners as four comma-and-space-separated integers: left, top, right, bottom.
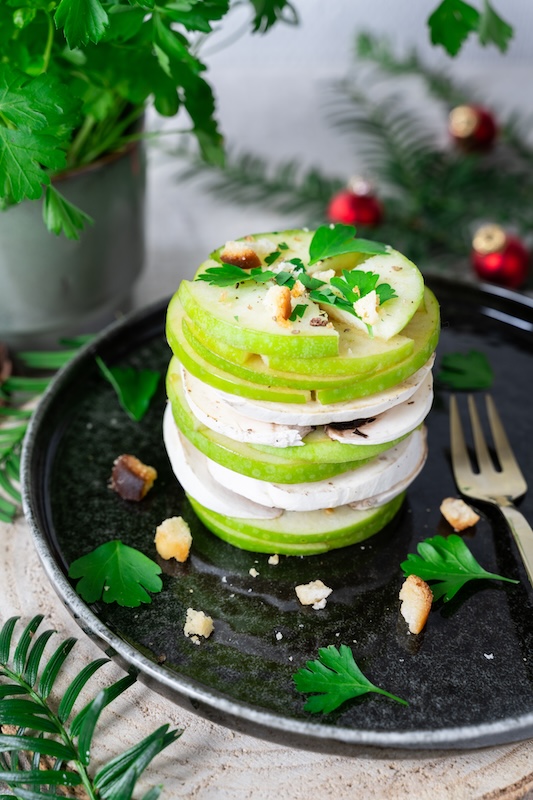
310, 268, 397, 319
96, 357, 160, 422
69, 540, 163, 608
293, 644, 408, 714
401, 534, 518, 602
196, 264, 278, 287
308, 223, 388, 265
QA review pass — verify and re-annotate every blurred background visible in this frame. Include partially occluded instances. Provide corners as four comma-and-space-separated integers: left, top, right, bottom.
138, 0, 533, 306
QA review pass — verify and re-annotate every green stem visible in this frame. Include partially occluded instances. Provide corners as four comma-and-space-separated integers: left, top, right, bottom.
67, 114, 98, 168
0, 665, 98, 800
80, 104, 145, 165
41, 12, 54, 73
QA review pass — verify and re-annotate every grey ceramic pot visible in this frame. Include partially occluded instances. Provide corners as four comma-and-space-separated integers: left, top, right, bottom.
0, 142, 146, 350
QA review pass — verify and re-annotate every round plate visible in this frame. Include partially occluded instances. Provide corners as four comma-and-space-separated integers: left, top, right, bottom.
21, 276, 533, 750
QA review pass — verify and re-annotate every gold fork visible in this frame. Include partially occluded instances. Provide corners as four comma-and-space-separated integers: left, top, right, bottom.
450, 394, 533, 587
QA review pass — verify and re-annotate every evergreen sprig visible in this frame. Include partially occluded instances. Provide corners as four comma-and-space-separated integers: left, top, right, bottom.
0, 616, 180, 799
0, 345, 83, 524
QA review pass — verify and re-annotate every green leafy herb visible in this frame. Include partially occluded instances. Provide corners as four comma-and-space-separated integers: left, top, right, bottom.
401, 534, 518, 602
436, 350, 493, 390
264, 250, 281, 266
69, 540, 163, 607
310, 268, 396, 325
96, 356, 160, 422
288, 304, 307, 322
428, 0, 512, 56
0, 616, 180, 798
293, 644, 408, 714
43, 185, 94, 240
278, 241, 289, 250
308, 224, 388, 266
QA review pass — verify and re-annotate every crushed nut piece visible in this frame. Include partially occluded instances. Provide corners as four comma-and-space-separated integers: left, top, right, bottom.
268, 554, 279, 565
154, 516, 192, 562
184, 608, 214, 641
220, 241, 261, 269
110, 454, 157, 501
399, 574, 433, 634
440, 497, 480, 531
310, 316, 328, 327
249, 567, 259, 577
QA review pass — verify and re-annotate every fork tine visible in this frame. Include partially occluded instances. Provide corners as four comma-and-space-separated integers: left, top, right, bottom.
467, 394, 496, 474
450, 395, 473, 483
486, 395, 528, 493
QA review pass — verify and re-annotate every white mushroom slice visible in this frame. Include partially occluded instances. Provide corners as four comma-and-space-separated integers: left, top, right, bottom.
325, 373, 433, 445
181, 368, 312, 447
162, 404, 282, 520
204, 355, 435, 426
205, 428, 427, 512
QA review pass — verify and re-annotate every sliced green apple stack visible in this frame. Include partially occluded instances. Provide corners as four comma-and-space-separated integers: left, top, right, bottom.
163, 225, 440, 555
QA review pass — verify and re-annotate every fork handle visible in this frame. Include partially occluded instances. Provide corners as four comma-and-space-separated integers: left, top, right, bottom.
498, 504, 533, 588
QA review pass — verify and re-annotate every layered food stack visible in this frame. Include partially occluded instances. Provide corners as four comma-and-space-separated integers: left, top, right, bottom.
163, 226, 440, 555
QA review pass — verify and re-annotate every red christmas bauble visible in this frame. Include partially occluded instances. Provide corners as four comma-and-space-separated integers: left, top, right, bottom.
471, 225, 530, 289
449, 105, 498, 151
327, 179, 383, 227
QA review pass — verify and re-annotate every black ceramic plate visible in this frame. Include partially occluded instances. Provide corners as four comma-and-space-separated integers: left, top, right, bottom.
22, 276, 533, 750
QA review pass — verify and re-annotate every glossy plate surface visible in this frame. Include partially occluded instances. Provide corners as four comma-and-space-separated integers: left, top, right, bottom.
22, 276, 533, 749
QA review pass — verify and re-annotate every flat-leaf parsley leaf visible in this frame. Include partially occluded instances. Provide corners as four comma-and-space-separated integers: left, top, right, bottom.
69, 540, 163, 607
401, 534, 518, 602
96, 357, 160, 422
293, 644, 408, 714
308, 224, 387, 265
436, 350, 493, 390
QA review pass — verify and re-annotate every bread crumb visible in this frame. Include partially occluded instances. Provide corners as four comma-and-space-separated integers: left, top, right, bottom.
399, 574, 433, 634
220, 240, 261, 269
440, 497, 480, 531
110, 454, 157, 501
249, 567, 259, 577
268, 554, 279, 565
183, 608, 214, 641
295, 580, 332, 609
290, 280, 306, 298
154, 516, 192, 562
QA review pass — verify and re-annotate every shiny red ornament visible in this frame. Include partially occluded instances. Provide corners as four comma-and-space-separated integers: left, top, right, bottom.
471, 225, 529, 289
448, 105, 497, 151
327, 179, 383, 227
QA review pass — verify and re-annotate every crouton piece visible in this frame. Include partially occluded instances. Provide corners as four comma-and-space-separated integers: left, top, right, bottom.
220, 241, 261, 269
263, 284, 292, 327
440, 497, 480, 531
154, 516, 192, 562
183, 608, 214, 642
295, 580, 332, 610
399, 574, 433, 634
110, 454, 157, 501
268, 554, 279, 565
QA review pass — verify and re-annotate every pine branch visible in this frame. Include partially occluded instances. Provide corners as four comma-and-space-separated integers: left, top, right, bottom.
0, 617, 181, 799
355, 31, 475, 108
177, 146, 344, 224
0, 345, 87, 523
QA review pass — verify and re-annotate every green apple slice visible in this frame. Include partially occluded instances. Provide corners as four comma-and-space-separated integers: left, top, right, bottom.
166, 301, 311, 404
315, 287, 440, 404
177, 279, 339, 359
320, 249, 425, 341
166, 358, 379, 483
265, 323, 414, 377
178, 311, 386, 392
188, 492, 405, 555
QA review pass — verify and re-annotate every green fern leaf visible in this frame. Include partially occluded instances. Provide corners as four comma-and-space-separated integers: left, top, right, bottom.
0, 617, 20, 664
71, 673, 137, 756
13, 615, 44, 675
23, 629, 57, 687
141, 787, 164, 800
0, 685, 27, 698
0, 734, 75, 761
57, 657, 109, 723
37, 638, 77, 699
